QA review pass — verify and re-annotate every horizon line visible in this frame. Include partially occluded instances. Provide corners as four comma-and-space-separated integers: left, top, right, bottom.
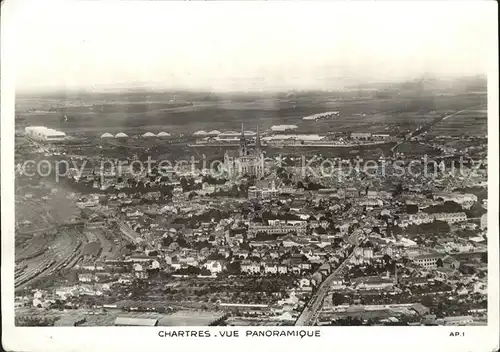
15, 74, 487, 96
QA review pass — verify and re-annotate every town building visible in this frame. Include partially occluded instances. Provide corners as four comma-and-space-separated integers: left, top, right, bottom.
203, 260, 225, 274
241, 260, 261, 274
480, 213, 488, 230
352, 276, 394, 290
350, 132, 372, 140
433, 212, 467, 224
248, 180, 278, 200
413, 253, 446, 269
433, 192, 478, 209
248, 221, 307, 235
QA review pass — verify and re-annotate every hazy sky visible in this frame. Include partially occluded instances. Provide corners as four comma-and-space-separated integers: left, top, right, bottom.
9, 1, 496, 92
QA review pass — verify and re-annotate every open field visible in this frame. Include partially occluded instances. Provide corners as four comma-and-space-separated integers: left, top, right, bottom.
15, 87, 487, 137
393, 142, 441, 157
426, 107, 487, 137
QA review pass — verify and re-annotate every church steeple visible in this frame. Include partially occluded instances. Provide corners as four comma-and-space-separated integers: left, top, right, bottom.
394, 261, 398, 286
239, 123, 247, 156
256, 125, 261, 151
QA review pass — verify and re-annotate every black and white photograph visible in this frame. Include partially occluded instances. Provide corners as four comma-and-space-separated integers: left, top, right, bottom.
1, 1, 498, 351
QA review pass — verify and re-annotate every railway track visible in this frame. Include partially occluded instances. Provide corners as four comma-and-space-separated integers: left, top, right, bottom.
295, 246, 358, 326
15, 229, 85, 290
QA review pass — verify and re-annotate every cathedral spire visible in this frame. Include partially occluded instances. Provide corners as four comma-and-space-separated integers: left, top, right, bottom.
394, 261, 398, 286
239, 122, 247, 156
256, 125, 261, 151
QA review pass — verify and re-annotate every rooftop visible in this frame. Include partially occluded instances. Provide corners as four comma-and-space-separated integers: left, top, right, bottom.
114, 317, 159, 326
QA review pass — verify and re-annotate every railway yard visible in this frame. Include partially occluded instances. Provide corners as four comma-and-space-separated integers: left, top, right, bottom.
15, 227, 85, 291
14, 176, 125, 292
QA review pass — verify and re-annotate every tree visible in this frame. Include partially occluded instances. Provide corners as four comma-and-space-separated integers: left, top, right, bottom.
255, 232, 278, 241
175, 235, 188, 248
180, 177, 189, 192
382, 254, 392, 264
480, 252, 487, 264
226, 261, 241, 274
162, 236, 173, 247
465, 203, 487, 218
392, 183, 403, 197
406, 204, 419, 214
331, 293, 346, 306
174, 265, 201, 276
436, 258, 444, 268
239, 241, 251, 251
125, 243, 137, 251
424, 201, 463, 214
200, 267, 211, 276
207, 252, 225, 260
314, 227, 327, 234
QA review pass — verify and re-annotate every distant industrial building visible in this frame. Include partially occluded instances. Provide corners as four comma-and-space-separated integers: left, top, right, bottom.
302, 111, 340, 121
262, 134, 324, 142
25, 126, 66, 141
271, 125, 298, 132
216, 130, 256, 138
115, 132, 129, 138
142, 132, 156, 137
193, 130, 208, 136
100, 133, 114, 138
157, 131, 171, 137
372, 133, 391, 140
219, 130, 239, 136
350, 132, 372, 140
217, 130, 257, 142
207, 130, 221, 136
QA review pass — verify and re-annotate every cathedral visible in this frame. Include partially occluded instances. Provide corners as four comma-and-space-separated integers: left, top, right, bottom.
223, 124, 264, 179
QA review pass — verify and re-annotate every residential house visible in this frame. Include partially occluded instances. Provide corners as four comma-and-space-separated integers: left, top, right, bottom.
204, 260, 225, 274
263, 262, 278, 274
352, 276, 394, 290
78, 273, 98, 283
442, 256, 460, 270
241, 260, 261, 274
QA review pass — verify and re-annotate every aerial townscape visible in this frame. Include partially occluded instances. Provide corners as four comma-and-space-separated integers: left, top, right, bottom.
13, 76, 488, 327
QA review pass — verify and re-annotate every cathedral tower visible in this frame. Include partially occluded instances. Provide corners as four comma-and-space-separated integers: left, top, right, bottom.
239, 123, 248, 156
255, 125, 261, 151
